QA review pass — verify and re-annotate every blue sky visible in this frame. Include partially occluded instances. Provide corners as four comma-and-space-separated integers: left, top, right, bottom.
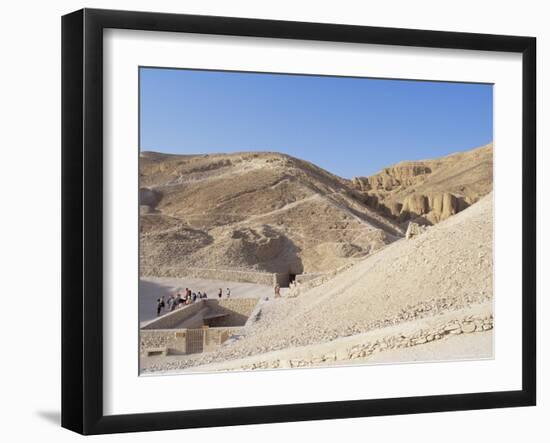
140, 67, 493, 178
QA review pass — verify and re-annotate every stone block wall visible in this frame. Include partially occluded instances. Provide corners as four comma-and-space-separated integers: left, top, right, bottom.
140, 329, 187, 356
186, 268, 275, 285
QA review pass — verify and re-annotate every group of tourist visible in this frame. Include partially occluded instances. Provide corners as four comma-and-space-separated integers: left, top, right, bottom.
156, 287, 232, 316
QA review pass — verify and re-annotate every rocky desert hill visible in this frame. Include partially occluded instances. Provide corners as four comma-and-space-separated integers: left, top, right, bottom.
139, 151, 404, 277
350, 143, 493, 225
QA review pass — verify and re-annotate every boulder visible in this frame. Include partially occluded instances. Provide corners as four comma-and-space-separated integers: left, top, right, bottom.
405, 222, 428, 240
461, 322, 476, 333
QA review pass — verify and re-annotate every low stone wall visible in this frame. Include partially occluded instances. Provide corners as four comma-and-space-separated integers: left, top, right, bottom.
186, 268, 275, 285
142, 266, 286, 287
229, 314, 494, 371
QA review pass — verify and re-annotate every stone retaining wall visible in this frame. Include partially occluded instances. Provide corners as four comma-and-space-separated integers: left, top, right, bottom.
142, 266, 287, 287
233, 314, 494, 371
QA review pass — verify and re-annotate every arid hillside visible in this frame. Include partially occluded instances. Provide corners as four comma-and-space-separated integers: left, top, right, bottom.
139, 151, 404, 277
350, 143, 493, 224
142, 192, 494, 372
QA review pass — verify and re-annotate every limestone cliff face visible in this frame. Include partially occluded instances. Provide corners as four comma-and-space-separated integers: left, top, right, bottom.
350, 144, 493, 225
400, 192, 470, 223
352, 164, 431, 192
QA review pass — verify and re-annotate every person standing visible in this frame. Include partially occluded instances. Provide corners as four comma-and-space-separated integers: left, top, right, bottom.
226, 288, 231, 298
274, 284, 281, 298
156, 298, 163, 316
218, 288, 222, 299
170, 294, 177, 311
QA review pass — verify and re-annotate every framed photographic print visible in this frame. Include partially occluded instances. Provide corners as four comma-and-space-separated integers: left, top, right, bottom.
61, 8, 536, 435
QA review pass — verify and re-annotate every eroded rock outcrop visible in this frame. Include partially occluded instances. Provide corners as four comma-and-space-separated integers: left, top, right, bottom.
352, 164, 431, 192
400, 192, 468, 223
350, 144, 493, 226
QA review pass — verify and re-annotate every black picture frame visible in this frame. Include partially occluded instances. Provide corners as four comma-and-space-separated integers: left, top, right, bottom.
61, 8, 536, 435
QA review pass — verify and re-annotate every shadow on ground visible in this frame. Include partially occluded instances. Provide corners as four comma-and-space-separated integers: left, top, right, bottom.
36, 410, 60, 426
